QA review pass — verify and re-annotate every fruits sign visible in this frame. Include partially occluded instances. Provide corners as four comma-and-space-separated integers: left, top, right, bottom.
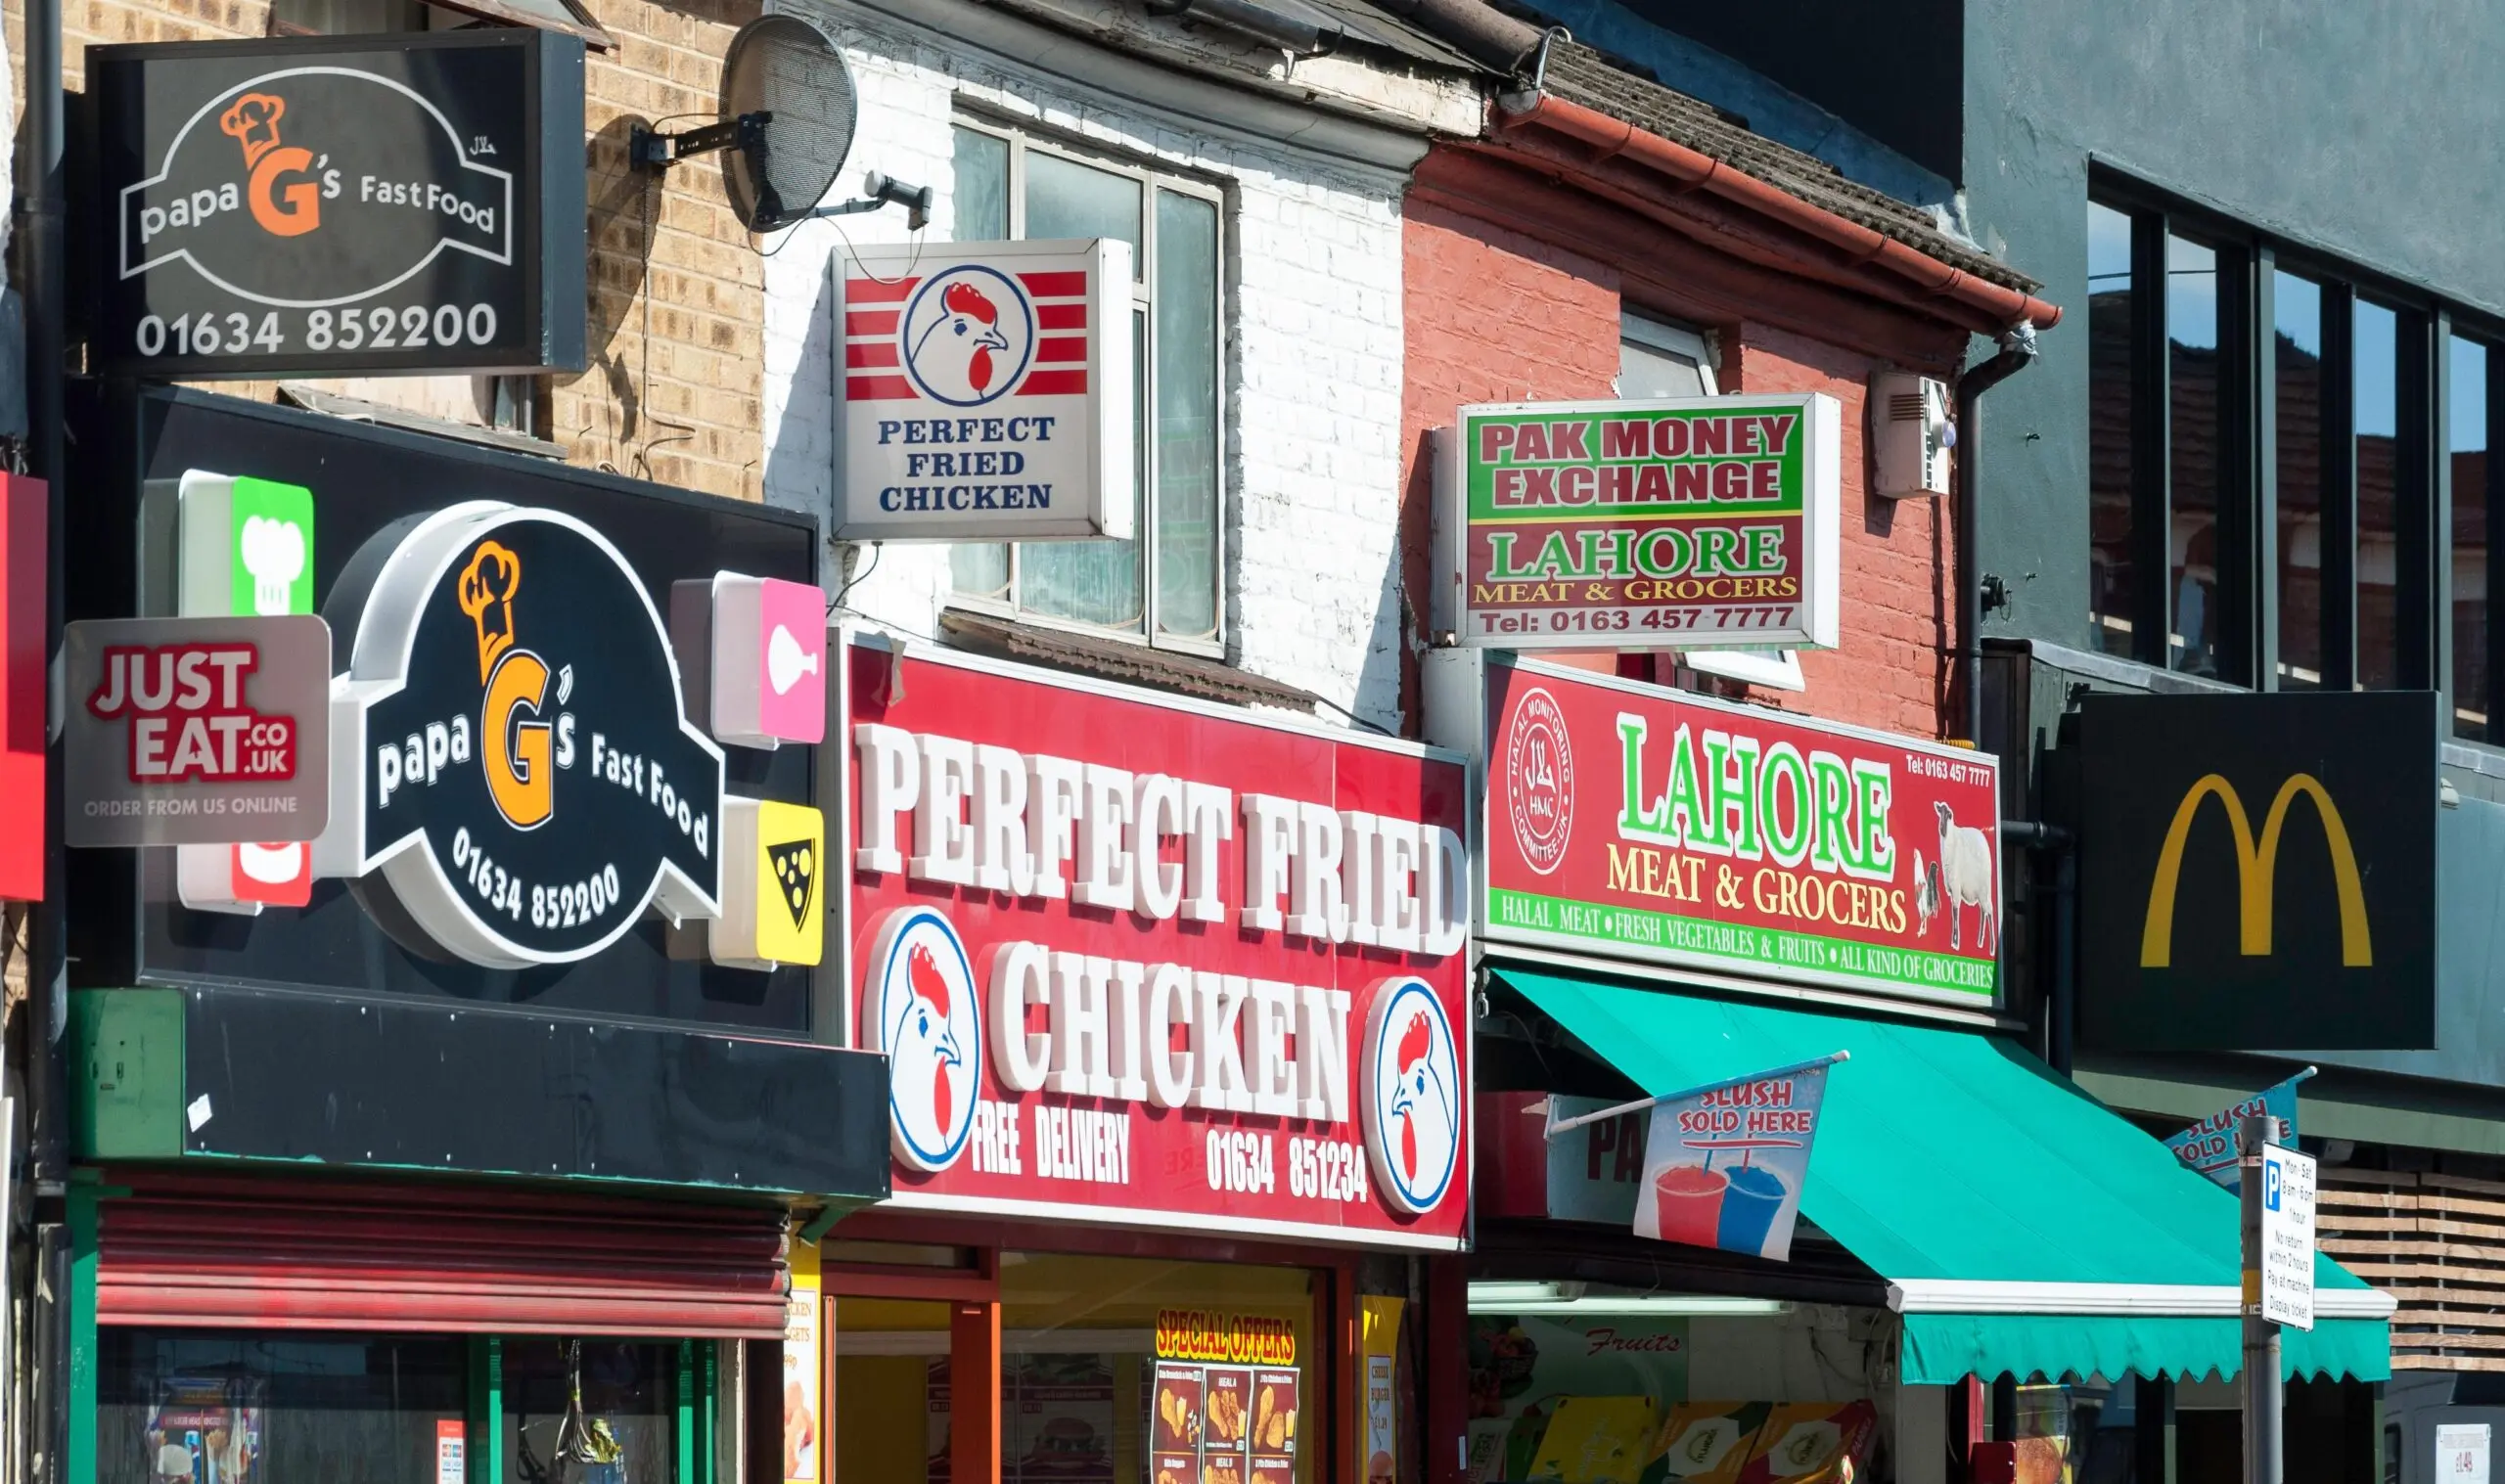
1445, 394, 1841, 651
846, 634, 1472, 1248
1480, 655, 2000, 1007
836, 239, 1134, 543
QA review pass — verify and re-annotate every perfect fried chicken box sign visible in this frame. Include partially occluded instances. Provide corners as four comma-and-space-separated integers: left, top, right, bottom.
837, 239, 1135, 543
845, 634, 1472, 1248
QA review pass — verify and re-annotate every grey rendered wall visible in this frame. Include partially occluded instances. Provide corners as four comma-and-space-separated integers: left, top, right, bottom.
1961, 0, 2505, 650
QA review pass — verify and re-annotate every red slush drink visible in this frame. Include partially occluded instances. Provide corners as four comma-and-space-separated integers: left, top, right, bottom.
1653, 1165, 1728, 1246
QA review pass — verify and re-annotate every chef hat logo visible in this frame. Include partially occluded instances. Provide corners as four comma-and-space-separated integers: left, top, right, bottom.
218, 92, 288, 170
238, 515, 305, 616
457, 540, 524, 682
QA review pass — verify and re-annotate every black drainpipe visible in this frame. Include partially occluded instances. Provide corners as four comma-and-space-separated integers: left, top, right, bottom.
2000, 820, 2075, 1073
1955, 323, 2039, 750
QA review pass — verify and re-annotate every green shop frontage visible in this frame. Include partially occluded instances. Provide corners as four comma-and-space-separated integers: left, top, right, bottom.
59, 389, 888, 1482
1425, 653, 2394, 1484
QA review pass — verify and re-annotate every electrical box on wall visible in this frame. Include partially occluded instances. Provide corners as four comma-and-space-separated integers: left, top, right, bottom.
1870, 373, 1952, 498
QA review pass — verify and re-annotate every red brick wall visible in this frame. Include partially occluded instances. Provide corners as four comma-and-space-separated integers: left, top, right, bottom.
1399, 158, 1969, 741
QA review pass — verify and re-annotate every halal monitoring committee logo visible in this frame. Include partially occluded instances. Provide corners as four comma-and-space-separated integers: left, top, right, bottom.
1504, 686, 1574, 876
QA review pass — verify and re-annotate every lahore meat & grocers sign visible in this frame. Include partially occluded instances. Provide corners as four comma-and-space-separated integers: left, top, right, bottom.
87, 29, 586, 379
1443, 394, 1841, 651
1480, 655, 2000, 1008
845, 634, 1473, 1248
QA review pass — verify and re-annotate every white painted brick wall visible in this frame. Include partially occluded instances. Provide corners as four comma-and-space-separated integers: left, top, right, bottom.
759, 0, 1414, 732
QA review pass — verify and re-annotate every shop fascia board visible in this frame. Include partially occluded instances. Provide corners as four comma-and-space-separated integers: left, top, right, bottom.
1885, 1280, 2396, 1320
801, 0, 1457, 173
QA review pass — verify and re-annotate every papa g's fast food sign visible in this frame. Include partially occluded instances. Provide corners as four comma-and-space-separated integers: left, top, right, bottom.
1443, 394, 1841, 651
1479, 654, 1999, 1007
88, 29, 586, 379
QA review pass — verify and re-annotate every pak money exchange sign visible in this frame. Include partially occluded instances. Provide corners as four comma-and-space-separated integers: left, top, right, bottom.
846, 636, 1473, 1248
320, 504, 723, 968
89, 29, 586, 378
1480, 655, 2000, 1007
1448, 394, 1840, 650
835, 239, 1134, 542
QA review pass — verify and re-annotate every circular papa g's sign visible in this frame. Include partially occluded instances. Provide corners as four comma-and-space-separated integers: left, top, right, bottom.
333, 503, 724, 968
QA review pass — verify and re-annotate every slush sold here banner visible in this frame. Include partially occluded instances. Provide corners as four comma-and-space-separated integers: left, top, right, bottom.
1445, 394, 1840, 652
1480, 655, 2000, 1006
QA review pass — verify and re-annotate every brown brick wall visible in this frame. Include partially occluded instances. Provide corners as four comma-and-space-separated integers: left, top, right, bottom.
6, 0, 767, 501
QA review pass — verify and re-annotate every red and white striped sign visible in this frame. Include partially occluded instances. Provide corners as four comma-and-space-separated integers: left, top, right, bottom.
837, 238, 1133, 543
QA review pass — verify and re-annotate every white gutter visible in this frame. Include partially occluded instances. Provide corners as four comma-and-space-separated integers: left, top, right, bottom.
1886, 1280, 2397, 1320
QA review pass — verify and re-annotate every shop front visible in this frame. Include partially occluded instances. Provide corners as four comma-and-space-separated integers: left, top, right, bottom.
64, 386, 890, 1482
819, 634, 1474, 1484
1425, 652, 2393, 1484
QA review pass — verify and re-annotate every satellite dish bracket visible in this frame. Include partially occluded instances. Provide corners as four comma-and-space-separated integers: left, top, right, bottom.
630, 111, 771, 171
758, 172, 934, 234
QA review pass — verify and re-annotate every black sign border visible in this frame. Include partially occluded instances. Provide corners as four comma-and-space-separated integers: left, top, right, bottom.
80, 28, 588, 380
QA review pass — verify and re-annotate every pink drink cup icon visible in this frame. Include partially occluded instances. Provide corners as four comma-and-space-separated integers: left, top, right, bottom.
1653, 1165, 1729, 1247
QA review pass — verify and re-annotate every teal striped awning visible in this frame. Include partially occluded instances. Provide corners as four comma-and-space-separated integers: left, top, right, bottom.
1497, 967, 2393, 1384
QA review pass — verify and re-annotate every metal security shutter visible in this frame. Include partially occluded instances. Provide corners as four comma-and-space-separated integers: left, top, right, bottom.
96, 1171, 790, 1337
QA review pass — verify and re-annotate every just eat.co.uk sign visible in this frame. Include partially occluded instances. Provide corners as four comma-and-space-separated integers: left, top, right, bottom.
843, 633, 1473, 1249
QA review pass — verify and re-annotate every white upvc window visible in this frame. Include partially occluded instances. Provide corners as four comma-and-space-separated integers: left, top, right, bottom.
945, 119, 1227, 654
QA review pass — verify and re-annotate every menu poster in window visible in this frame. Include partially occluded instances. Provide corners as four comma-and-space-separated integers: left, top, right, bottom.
927, 1358, 954, 1484
1203, 1368, 1253, 1484
1735, 1401, 1876, 1484
1012, 1355, 1116, 1484
1153, 1364, 1206, 1452
144, 1372, 263, 1484
1250, 1371, 1298, 1460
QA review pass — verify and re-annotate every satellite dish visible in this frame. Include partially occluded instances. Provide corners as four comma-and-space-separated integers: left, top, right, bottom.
630, 14, 931, 235
720, 16, 854, 233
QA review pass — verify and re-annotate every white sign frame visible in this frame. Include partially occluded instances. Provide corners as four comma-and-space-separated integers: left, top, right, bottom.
1437, 391, 1842, 652
2260, 1141, 2318, 1330
835, 237, 1135, 543
2437, 1422, 2491, 1484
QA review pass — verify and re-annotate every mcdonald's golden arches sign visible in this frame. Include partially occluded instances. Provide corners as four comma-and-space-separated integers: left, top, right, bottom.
2076, 691, 2437, 1052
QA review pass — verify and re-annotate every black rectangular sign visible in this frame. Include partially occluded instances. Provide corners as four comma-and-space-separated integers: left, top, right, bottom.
86, 30, 586, 379
2076, 690, 2439, 1052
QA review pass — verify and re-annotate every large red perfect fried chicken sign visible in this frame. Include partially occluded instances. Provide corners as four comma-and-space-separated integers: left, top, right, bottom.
844, 635, 1472, 1248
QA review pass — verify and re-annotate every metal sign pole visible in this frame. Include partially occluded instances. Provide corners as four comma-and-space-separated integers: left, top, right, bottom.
2240, 1112, 2282, 1484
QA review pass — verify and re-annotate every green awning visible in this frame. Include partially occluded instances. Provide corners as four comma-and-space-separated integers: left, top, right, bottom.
1496, 967, 2392, 1384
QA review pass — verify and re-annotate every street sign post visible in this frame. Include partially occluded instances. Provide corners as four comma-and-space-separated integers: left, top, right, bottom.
2260, 1141, 2318, 1330
2240, 1114, 2282, 1484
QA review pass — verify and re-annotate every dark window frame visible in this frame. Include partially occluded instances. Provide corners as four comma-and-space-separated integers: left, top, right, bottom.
2087, 168, 2505, 737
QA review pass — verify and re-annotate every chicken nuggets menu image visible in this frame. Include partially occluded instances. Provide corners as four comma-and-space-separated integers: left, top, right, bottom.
1154, 1365, 1205, 1451
1251, 1371, 1298, 1460
1156, 1454, 1199, 1484
1202, 1368, 1252, 1484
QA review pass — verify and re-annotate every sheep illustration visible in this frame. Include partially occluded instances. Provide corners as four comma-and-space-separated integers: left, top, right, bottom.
1932, 801, 1995, 954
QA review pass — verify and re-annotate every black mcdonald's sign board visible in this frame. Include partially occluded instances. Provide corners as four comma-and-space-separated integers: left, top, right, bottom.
2077, 690, 2438, 1052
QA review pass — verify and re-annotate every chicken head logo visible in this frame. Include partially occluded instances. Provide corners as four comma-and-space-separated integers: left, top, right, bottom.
898, 265, 1033, 408
864, 908, 981, 1172
1360, 978, 1462, 1216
